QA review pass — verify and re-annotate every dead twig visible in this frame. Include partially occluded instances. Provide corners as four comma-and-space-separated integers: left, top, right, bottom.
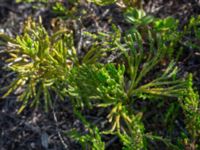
52, 109, 69, 150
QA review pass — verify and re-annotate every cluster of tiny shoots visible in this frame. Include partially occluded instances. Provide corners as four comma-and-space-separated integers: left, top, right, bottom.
0, 0, 200, 149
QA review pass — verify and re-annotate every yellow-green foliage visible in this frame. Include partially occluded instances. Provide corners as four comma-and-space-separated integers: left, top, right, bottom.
2, 19, 77, 113
1, 2, 200, 149
180, 74, 200, 147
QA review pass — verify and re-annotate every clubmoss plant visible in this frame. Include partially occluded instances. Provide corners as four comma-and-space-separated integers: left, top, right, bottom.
183, 15, 200, 51
1, 18, 77, 113
118, 111, 145, 150
1, 3, 200, 149
67, 110, 105, 150
1, 19, 121, 113
68, 126, 105, 150
179, 74, 200, 148
67, 29, 191, 149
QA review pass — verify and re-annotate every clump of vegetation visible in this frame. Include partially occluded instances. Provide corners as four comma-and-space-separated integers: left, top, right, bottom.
1, 18, 76, 112
0, 0, 200, 149
179, 74, 200, 149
